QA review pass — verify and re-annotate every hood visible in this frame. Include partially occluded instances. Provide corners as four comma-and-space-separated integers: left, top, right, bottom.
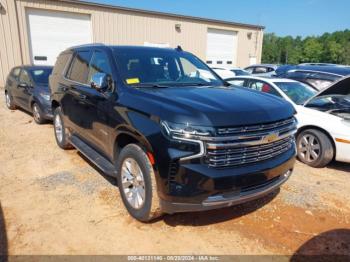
122, 86, 295, 127
34, 84, 50, 93
306, 76, 350, 103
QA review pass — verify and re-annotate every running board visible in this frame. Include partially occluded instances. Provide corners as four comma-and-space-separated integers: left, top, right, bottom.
70, 135, 118, 177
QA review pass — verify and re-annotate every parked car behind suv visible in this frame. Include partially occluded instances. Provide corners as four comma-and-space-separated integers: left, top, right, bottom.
275, 65, 350, 91
5, 66, 53, 124
50, 44, 297, 222
226, 75, 350, 167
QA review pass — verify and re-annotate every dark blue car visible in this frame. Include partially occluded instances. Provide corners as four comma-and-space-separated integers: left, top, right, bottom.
4, 66, 53, 124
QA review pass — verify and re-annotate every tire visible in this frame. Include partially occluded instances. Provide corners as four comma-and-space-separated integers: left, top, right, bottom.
116, 144, 162, 222
5, 91, 16, 110
32, 103, 46, 124
53, 107, 72, 150
297, 129, 334, 168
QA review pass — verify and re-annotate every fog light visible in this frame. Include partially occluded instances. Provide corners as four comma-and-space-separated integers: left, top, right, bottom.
283, 170, 292, 178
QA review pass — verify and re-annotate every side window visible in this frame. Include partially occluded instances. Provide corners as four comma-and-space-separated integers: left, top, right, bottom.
19, 70, 31, 85
248, 80, 280, 97
66, 51, 92, 84
52, 52, 71, 76
11, 68, 21, 79
227, 79, 246, 86
88, 51, 113, 91
88, 51, 112, 82
268, 67, 275, 72
254, 67, 268, 74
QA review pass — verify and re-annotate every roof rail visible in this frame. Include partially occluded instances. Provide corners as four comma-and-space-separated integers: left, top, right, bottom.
68, 43, 106, 49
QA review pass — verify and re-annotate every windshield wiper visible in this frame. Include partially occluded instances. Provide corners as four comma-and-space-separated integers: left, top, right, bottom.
132, 83, 169, 88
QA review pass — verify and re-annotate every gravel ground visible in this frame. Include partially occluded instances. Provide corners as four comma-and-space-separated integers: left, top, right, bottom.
0, 92, 350, 256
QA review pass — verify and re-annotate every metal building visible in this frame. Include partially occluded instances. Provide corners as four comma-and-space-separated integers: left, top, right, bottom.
0, 0, 264, 86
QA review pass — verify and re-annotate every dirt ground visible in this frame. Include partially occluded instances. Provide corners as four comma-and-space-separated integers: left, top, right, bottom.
0, 93, 350, 257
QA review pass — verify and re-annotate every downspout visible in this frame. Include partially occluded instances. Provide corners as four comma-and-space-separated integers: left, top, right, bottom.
14, 0, 24, 64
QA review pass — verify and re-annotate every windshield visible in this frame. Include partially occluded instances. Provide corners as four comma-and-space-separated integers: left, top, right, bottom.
275, 82, 316, 105
306, 95, 350, 112
29, 68, 52, 85
113, 48, 224, 87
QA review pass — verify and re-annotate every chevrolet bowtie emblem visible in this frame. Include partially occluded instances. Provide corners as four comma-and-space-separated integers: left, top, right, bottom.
264, 133, 279, 143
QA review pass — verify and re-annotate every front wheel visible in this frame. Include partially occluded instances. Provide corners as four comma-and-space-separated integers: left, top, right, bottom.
116, 144, 162, 222
297, 129, 334, 168
32, 103, 46, 124
53, 107, 72, 150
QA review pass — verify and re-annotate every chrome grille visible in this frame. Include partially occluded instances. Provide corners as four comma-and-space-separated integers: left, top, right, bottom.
206, 117, 297, 168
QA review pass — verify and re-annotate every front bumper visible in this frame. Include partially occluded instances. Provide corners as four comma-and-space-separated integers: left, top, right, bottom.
37, 99, 53, 120
159, 149, 295, 214
335, 137, 350, 163
161, 169, 292, 214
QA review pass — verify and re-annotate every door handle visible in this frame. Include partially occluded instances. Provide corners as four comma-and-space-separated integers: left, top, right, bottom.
79, 94, 87, 100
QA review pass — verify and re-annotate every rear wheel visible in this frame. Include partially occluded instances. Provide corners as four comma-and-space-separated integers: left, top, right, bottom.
116, 144, 162, 222
5, 92, 16, 110
53, 107, 72, 149
297, 129, 334, 168
32, 103, 46, 124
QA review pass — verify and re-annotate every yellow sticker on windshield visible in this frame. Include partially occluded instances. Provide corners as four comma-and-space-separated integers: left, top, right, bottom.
126, 78, 140, 84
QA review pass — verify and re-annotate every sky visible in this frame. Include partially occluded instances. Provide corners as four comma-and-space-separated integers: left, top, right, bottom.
85, 0, 350, 37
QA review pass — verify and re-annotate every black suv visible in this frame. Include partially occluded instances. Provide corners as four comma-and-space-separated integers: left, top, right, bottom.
50, 45, 297, 222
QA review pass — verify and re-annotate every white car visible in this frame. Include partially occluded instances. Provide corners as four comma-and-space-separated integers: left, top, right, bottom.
226, 75, 350, 167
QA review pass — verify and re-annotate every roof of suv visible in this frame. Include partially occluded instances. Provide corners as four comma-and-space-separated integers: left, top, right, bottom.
67, 44, 181, 53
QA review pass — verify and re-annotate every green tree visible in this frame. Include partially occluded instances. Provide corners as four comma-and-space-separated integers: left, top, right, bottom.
261, 30, 350, 65
301, 38, 323, 63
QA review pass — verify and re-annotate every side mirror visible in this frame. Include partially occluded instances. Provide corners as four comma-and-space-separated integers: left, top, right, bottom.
91, 72, 108, 91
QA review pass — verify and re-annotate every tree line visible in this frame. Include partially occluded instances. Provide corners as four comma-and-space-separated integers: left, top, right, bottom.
262, 30, 350, 65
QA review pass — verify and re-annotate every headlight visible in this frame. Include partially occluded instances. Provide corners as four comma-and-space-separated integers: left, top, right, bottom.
40, 93, 50, 101
161, 121, 213, 140
160, 121, 211, 161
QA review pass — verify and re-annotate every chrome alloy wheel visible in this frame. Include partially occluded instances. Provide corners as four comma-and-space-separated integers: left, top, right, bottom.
54, 113, 63, 143
298, 133, 321, 163
5, 93, 11, 108
121, 158, 146, 209
33, 104, 40, 122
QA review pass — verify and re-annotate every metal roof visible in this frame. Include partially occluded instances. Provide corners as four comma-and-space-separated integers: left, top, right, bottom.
59, 0, 265, 30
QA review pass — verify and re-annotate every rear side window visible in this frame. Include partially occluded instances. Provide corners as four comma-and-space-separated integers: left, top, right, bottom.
19, 70, 31, 85
248, 80, 281, 97
66, 51, 92, 84
52, 52, 71, 76
11, 68, 21, 79
254, 67, 268, 74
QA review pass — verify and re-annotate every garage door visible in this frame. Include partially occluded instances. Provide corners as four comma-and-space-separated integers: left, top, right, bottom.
206, 28, 237, 68
27, 9, 92, 65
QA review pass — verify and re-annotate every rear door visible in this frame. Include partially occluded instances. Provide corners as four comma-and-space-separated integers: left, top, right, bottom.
17, 69, 34, 110
78, 49, 114, 155
63, 50, 93, 134
6, 68, 21, 103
